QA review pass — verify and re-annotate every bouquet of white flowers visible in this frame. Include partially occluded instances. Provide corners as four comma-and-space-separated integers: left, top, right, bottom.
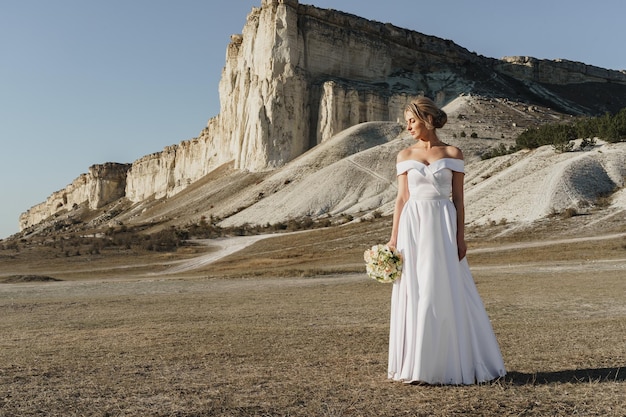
363, 244, 403, 283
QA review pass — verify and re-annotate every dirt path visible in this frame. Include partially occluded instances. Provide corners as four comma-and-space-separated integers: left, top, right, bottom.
153, 235, 272, 275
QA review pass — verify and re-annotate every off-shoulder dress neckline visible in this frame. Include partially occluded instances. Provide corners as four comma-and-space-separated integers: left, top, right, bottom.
397, 157, 463, 167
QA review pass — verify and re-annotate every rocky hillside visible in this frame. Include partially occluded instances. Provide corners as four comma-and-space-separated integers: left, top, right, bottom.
18, 0, 626, 237
18, 96, 626, 241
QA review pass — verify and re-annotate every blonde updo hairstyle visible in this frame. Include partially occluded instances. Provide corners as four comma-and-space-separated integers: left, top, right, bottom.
405, 97, 447, 130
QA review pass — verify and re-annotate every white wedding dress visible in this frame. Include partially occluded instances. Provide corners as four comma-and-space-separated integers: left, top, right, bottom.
388, 158, 506, 385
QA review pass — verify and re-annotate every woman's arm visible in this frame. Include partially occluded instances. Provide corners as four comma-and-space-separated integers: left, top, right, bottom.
387, 172, 409, 248
451, 170, 466, 260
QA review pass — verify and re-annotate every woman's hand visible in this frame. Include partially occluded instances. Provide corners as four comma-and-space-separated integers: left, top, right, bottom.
457, 238, 467, 260
387, 239, 397, 249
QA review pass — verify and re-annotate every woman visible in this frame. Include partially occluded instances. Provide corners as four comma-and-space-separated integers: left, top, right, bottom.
387, 97, 506, 385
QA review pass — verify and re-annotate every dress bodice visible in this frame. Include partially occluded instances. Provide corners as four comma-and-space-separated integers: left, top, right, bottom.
396, 158, 464, 200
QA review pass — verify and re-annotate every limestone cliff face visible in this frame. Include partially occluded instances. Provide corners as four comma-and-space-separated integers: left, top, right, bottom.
497, 56, 626, 85
19, 163, 130, 230
19, 0, 626, 232
125, 117, 224, 202
125, 0, 479, 202
216, 0, 501, 171
217, 0, 308, 171
125, 148, 177, 202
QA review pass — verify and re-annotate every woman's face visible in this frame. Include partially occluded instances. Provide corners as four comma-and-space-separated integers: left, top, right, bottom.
404, 110, 427, 140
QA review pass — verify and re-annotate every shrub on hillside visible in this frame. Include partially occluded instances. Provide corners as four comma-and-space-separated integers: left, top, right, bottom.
480, 143, 520, 160
516, 107, 626, 151
144, 228, 187, 252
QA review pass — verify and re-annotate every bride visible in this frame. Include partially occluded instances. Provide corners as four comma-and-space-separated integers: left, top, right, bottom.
386, 97, 506, 385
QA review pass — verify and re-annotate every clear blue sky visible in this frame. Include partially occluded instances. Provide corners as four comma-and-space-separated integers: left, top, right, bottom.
1, 0, 625, 239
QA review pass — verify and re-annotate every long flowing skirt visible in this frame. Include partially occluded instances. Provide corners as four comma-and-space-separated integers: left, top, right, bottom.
388, 198, 506, 384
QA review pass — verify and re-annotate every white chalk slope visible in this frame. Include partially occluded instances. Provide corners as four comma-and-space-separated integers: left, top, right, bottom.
106, 95, 624, 234
216, 97, 626, 229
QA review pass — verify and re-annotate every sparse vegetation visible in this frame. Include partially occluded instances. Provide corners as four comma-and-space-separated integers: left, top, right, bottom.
1, 215, 339, 262
477, 107, 626, 159
516, 107, 626, 151
184, 215, 334, 239
561, 207, 578, 219
480, 143, 520, 160
579, 136, 597, 150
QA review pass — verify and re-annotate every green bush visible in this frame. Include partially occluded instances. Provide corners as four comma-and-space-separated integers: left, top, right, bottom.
516, 107, 626, 150
145, 228, 186, 252
481, 143, 520, 160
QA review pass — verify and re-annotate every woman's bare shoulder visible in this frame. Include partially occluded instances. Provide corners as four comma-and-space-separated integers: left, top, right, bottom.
396, 147, 415, 163
445, 145, 464, 160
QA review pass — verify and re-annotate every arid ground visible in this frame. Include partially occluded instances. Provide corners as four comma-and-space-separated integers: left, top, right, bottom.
1, 213, 625, 416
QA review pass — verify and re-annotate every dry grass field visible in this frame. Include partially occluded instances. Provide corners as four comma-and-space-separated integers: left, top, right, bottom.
1, 214, 626, 416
